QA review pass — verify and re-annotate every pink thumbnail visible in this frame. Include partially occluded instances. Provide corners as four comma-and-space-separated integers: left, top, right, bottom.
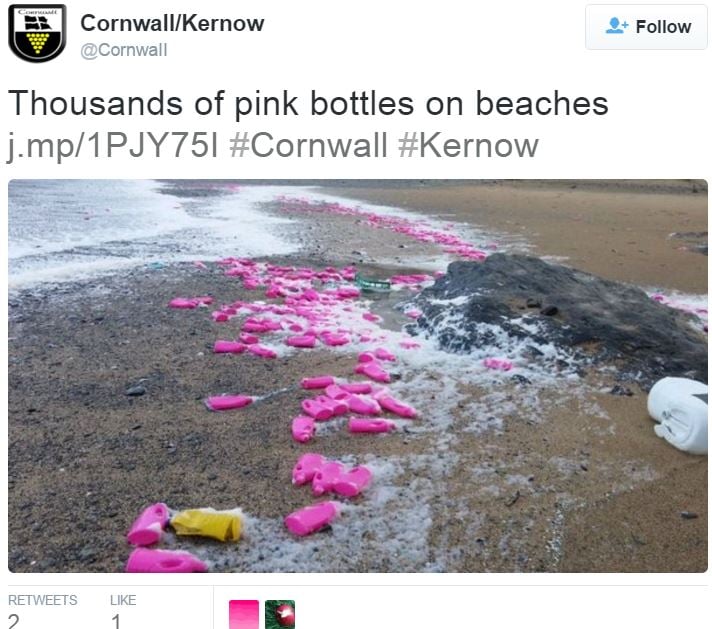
229, 600, 259, 629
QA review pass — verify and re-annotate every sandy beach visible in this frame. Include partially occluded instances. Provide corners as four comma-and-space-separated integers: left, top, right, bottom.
7, 180, 708, 572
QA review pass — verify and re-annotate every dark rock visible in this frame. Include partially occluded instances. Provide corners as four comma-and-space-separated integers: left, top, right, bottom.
541, 305, 559, 316
407, 254, 707, 389
610, 385, 634, 396
125, 385, 146, 397
526, 298, 542, 308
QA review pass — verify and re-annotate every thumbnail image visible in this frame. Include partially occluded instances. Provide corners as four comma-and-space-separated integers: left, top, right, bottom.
229, 600, 259, 629
7, 180, 707, 572
265, 600, 295, 629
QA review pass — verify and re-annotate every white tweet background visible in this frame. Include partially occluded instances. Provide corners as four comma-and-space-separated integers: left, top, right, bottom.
1, 0, 709, 627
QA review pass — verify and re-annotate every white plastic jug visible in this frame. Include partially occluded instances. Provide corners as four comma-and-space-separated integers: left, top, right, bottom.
647, 377, 708, 455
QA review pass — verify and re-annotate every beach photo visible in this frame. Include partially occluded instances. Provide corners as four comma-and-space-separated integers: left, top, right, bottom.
7, 179, 708, 572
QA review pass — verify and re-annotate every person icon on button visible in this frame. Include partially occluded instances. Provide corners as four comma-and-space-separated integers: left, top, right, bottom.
606, 17, 625, 34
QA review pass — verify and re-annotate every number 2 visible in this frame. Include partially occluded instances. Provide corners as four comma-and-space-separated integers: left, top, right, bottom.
9, 614, 20, 629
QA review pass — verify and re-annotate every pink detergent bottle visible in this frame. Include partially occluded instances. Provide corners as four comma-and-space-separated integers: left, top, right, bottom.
125, 548, 208, 573
301, 375, 336, 390
247, 344, 277, 359
333, 466, 373, 497
483, 357, 513, 371
325, 384, 350, 400
169, 298, 198, 309
340, 382, 373, 394
212, 311, 230, 322
126, 503, 170, 546
357, 362, 391, 383
292, 453, 326, 485
348, 418, 396, 434
284, 501, 340, 536
316, 395, 349, 416
291, 416, 316, 443
365, 362, 391, 383
312, 461, 345, 496
205, 395, 253, 411
374, 347, 397, 362
213, 341, 246, 354
238, 332, 259, 345
374, 393, 417, 418
301, 399, 333, 421
347, 394, 382, 415
322, 333, 349, 346
286, 335, 317, 348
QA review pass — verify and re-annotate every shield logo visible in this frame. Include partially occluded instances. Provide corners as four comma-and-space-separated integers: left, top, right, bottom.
8, 4, 66, 62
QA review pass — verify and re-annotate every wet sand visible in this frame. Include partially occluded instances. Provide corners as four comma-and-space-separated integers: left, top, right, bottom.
330, 180, 708, 292
7, 181, 708, 572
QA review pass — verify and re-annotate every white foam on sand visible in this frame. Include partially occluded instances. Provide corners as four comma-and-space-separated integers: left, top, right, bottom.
186, 454, 449, 572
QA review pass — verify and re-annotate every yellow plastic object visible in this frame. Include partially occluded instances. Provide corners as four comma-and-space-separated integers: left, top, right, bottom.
171, 508, 242, 542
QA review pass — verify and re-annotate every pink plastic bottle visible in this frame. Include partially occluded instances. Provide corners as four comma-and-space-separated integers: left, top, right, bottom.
374, 348, 397, 362
169, 298, 198, 309
292, 453, 326, 485
333, 466, 373, 497
205, 395, 253, 411
348, 418, 396, 434
242, 322, 268, 333
360, 362, 391, 383
239, 332, 259, 345
247, 344, 277, 359
301, 375, 336, 390
125, 548, 208, 573
301, 399, 333, 421
286, 335, 317, 349
374, 393, 417, 419
284, 501, 340, 536
337, 286, 360, 298
357, 351, 376, 363
340, 382, 373, 394
291, 416, 316, 443
347, 395, 382, 415
213, 341, 246, 354
316, 395, 349, 417
322, 333, 349, 346
325, 384, 350, 400
126, 503, 170, 546
483, 357, 513, 371
312, 461, 345, 496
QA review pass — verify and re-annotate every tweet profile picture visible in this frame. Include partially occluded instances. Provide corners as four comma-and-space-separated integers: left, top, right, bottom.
8, 4, 66, 62
266, 600, 296, 629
